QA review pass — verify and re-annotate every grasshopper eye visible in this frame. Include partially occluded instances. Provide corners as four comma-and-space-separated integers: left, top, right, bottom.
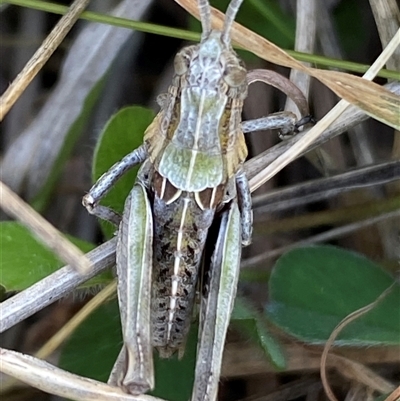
224, 65, 246, 87
174, 52, 189, 75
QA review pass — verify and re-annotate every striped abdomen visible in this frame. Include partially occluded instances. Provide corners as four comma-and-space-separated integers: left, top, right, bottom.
151, 189, 215, 358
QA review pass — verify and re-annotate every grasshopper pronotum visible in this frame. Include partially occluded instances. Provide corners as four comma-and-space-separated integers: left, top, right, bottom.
83, 1, 307, 400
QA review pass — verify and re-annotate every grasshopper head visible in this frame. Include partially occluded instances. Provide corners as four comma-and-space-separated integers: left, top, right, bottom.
173, 0, 246, 94
173, 31, 246, 92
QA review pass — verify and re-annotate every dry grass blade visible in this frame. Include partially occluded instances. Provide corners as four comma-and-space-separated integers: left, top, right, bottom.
175, 0, 400, 130
369, 0, 400, 72
0, 238, 117, 334
241, 210, 400, 266
0, 0, 154, 200
256, 195, 400, 234
35, 280, 118, 360
0, 348, 164, 401
385, 386, 400, 401
1, 280, 118, 394
0, 0, 90, 121
249, 29, 400, 192
248, 100, 347, 192
324, 354, 396, 396
315, 68, 400, 128
252, 160, 400, 211
283, 0, 315, 126
0, 181, 91, 274
222, 341, 400, 376
244, 81, 400, 180
320, 282, 398, 401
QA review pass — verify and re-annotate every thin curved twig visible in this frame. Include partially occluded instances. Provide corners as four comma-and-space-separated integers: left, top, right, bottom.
320, 282, 398, 401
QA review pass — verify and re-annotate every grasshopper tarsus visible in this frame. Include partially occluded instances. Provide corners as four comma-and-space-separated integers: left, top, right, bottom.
82, 193, 95, 213
294, 114, 316, 132
82, 194, 122, 226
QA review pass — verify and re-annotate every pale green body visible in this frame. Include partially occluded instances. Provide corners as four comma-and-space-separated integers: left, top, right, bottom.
84, 3, 253, 401
138, 31, 249, 358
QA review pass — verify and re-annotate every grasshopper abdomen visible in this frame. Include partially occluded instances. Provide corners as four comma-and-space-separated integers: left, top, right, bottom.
150, 187, 215, 358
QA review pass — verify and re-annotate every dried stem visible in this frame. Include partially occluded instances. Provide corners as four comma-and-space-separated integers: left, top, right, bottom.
0, 181, 92, 274
0, 0, 91, 120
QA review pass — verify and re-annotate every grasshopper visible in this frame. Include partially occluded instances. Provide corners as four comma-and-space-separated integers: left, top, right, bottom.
83, 1, 306, 400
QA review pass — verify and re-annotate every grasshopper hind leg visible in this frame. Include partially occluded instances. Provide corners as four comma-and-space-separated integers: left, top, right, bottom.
192, 202, 242, 401
108, 183, 154, 395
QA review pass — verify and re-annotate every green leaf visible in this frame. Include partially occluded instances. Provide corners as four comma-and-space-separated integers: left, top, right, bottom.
92, 106, 155, 238
151, 324, 197, 401
239, 268, 270, 283
245, 0, 295, 46
265, 245, 400, 345
59, 299, 197, 401
59, 299, 122, 383
0, 222, 111, 292
334, 1, 365, 55
232, 296, 286, 370
374, 395, 390, 401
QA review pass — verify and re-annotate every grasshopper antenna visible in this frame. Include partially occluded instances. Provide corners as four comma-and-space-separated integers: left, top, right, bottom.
222, 0, 244, 44
198, 0, 211, 40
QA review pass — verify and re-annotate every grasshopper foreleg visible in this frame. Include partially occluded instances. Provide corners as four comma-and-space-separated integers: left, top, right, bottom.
192, 202, 242, 401
108, 183, 154, 394
243, 68, 312, 138
241, 112, 313, 140
241, 111, 298, 136
82, 144, 148, 225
